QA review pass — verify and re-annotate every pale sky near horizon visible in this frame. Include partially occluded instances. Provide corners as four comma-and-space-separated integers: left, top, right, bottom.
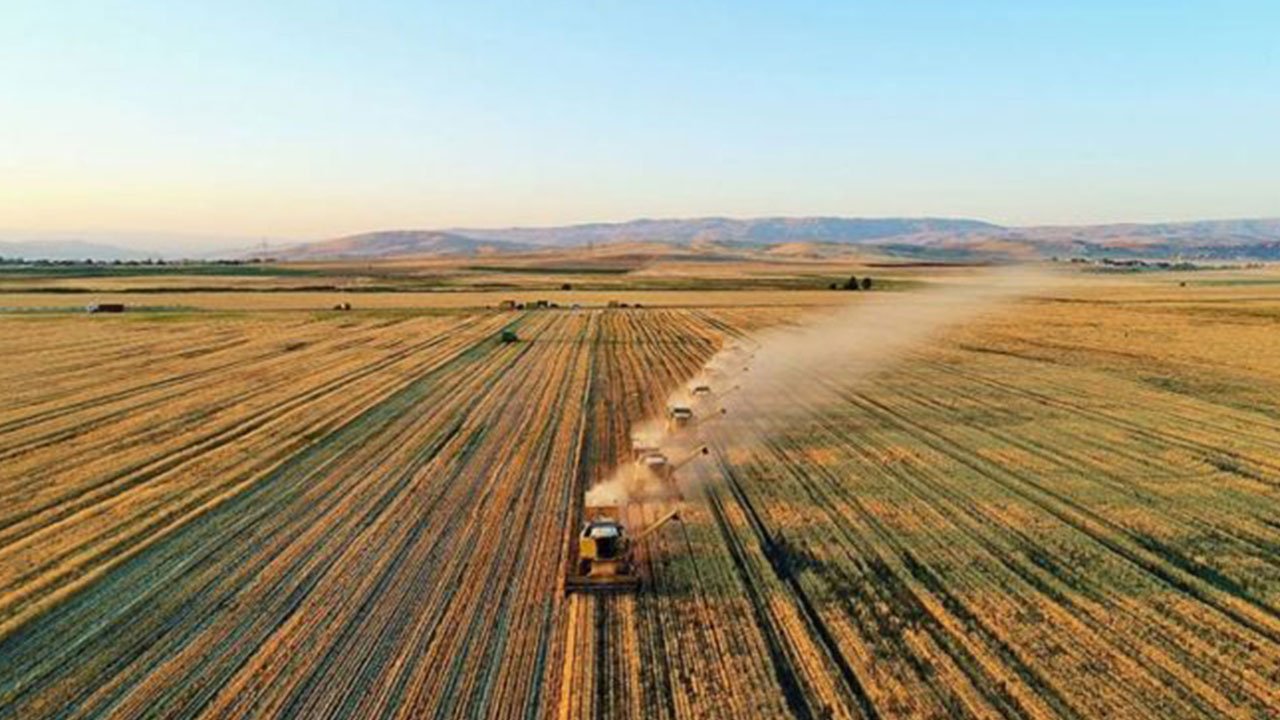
2, 1, 1277, 249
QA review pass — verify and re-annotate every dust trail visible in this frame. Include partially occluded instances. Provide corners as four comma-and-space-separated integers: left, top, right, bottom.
586, 267, 1057, 506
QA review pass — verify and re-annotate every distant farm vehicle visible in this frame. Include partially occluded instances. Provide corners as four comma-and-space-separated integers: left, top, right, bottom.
332, 302, 352, 311
86, 303, 125, 314
632, 446, 709, 499
667, 406, 694, 432
566, 506, 682, 594
636, 452, 672, 482
631, 439, 661, 461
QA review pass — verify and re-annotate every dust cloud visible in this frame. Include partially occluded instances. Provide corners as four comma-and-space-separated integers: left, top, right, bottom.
586, 268, 1056, 506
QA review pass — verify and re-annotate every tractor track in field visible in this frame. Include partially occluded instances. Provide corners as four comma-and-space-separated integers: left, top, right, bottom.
712, 452, 881, 720
916, 355, 1280, 482
883, 364, 1280, 567
788, 421, 1230, 718
841, 388, 1280, 641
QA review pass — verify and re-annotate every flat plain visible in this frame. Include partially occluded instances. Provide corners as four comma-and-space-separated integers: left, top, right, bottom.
1, 259, 1278, 718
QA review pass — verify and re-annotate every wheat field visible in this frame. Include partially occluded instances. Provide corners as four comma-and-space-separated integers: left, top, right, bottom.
1, 275, 1278, 718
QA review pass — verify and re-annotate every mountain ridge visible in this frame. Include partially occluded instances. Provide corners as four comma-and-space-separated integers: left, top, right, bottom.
3, 216, 1278, 261
450, 216, 1000, 247
271, 230, 536, 260
274, 216, 1280, 261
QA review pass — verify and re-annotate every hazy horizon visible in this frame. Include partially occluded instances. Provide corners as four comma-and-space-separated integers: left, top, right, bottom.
7, 211, 1280, 256
4, 2, 1277, 248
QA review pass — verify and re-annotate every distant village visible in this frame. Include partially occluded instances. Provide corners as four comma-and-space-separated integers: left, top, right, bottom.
0, 257, 271, 266
1055, 257, 1265, 272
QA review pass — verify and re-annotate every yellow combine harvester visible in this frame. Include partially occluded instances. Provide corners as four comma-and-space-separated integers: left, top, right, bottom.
565, 505, 681, 594
632, 445, 709, 500
666, 406, 695, 432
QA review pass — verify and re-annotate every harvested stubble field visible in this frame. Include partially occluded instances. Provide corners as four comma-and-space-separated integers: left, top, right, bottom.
1, 275, 1278, 719
0, 289, 850, 312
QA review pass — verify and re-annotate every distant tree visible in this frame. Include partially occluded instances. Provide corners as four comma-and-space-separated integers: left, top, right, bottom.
860, 277, 872, 290
561, 282, 572, 291
828, 282, 837, 290
842, 275, 860, 290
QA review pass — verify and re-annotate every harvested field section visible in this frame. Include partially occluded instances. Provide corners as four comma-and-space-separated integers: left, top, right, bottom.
0, 313, 510, 638
0, 289, 852, 311
0, 309, 736, 718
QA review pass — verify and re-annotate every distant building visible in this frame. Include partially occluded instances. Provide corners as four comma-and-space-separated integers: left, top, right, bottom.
86, 303, 125, 313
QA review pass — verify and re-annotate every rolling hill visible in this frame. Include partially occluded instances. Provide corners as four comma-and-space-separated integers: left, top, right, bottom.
268, 216, 1280, 262
455, 216, 1001, 247
271, 231, 536, 260
0, 240, 156, 262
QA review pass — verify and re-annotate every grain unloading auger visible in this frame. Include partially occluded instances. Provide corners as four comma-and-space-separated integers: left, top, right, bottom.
565, 506, 682, 594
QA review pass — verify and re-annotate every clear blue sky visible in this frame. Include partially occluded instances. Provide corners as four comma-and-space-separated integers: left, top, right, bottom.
2, 1, 1277, 245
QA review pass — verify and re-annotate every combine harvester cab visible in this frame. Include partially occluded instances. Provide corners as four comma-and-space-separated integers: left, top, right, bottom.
666, 406, 694, 432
